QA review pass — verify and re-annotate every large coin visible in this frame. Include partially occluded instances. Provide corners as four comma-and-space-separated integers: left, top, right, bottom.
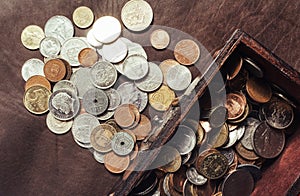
123, 54, 149, 80
93, 16, 121, 43
49, 89, 80, 120
89, 61, 118, 89
82, 88, 109, 116
102, 38, 128, 63
105, 88, 121, 111
72, 6, 94, 29
23, 85, 51, 114
39, 37, 61, 58
21, 58, 45, 81
53, 80, 78, 95
43, 58, 66, 82
21, 25, 45, 50
111, 132, 135, 156
166, 64, 192, 91
70, 67, 95, 99
46, 112, 73, 135
90, 124, 117, 153
149, 84, 175, 111
104, 151, 130, 174
174, 39, 200, 66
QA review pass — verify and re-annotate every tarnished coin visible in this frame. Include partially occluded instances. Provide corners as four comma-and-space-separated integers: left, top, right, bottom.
209, 106, 228, 128
174, 39, 200, 66
225, 92, 246, 120
43, 58, 66, 82
246, 77, 272, 103
72, 113, 100, 143
93, 16, 121, 43
262, 96, 294, 129
86, 29, 103, 48
82, 88, 109, 116
155, 146, 182, 173
70, 67, 95, 99
21, 25, 45, 50
44, 15, 74, 44
60, 58, 72, 80
237, 164, 262, 183
21, 58, 45, 81
60, 37, 89, 66
186, 167, 207, 186
39, 37, 61, 58
130, 114, 152, 140
235, 125, 246, 140
25, 75, 51, 92
104, 151, 130, 174
219, 148, 235, 165
90, 124, 117, 153
23, 85, 51, 114
193, 178, 217, 196
150, 29, 170, 50
72, 6, 94, 29
159, 59, 180, 85
135, 62, 163, 92
111, 132, 135, 156
90, 61, 118, 89
78, 48, 98, 67
105, 88, 121, 111
169, 166, 187, 193
121, 0, 153, 32
123, 54, 149, 80
102, 38, 128, 63
46, 112, 73, 134
117, 82, 148, 112
235, 142, 259, 161
183, 179, 194, 196
222, 127, 239, 149
49, 89, 80, 120
241, 117, 260, 150
53, 80, 77, 95
114, 104, 136, 128
170, 125, 196, 155
149, 84, 175, 111
93, 150, 105, 164
105, 119, 122, 132
252, 121, 285, 159
166, 64, 192, 91
131, 172, 158, 195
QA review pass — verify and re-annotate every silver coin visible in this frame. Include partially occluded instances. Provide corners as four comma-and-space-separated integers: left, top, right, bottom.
135, 62, 163, 92
72, 113, 100, 143
70, 67, 95, 99
111, 132, 135, 156
49, 89, 80, 121
92, 16, 121, 44
236, 125, 246, 141
73, 138, 92, 149
182, 151, 192, 165
119, 37, 133, 45
219, 148, 235, 165
105, 88, 121, 111
123, 54, 149, 80
44, 15, 74, 44
102, 38, 128, 63
21, 58, 45, 81
241, 118, 260, 150
93, 150, 105, 164
98, 110, 115, 121
89, 61, 118, 89
53, 80, 78, 95
117, 82, 148, 112
60, 37, 89, 66
222, 127, 239, 149
170, 125, 196, 155
186, 167, 207, 186
166, 64, 192, 91
86, 28, 103, 48
127, 42, 147, 59
82, 88, 109, 116
46, 112, 73, 134
39, 37, 61, 58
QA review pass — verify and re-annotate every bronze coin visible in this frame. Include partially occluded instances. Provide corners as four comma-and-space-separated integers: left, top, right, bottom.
114, 104, 136, 128
225, 92, 246, 120
252, 121, 285, 159
78, 48, 99, 67
25, 75, 51, 91
235, 142, 259, 161
60, 58, 72, 80
129, 144, 139, 161
130, 114, 152, 141
225, 55, 243, 81
122, 129, 137, 143
193, 179, 216, 196
169, 166, 187, 193
43, 58, 66, 82
174, 39, 200, 66
104, 151, 130, 174
246, 77, 272, 103
128, 104, 141, 129
227, 68, 249, 91
228, 103, 250, 124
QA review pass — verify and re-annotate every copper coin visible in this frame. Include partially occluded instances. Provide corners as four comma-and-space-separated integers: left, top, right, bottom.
246, 77, 272, 103
225, 92, 246, 120
104, 151, 130, 174
252, 121, 285, 159
235, 142, 259, 161
128, 104, 141, 129
130, 144, 139, 161
225, 55, 243, 80
174, 39, 200, 66
228, 103, 250, 124
78, 48, 98, 67
43, 58, 66, 82
90, 124, 117, 153
227, 68, 249, 91
169, 166, 187, 193
114, 104, 136, 128
193, 179, 216, 196
61, 58, 72, 80
123, 129, 137, 143
25, 75, 51, 91
130, 114, 152, 141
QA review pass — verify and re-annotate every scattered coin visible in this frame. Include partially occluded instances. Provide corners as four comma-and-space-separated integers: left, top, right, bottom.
98, 110, 115, 121
219, 148, 235, 165
104, 151, 130, 173
169, 166, 187, 193
159, 59, 180, 85
156, 146, 182, 173
73, 138, 92, 149
93, 150, 105, 164
90, 124, 117, 153
209, 106, 228, 128
89, 61, 118, 89
102, 38, 128, 63
46, 112, 73, 134
126, 42, 148, 59
93, 16, 121, 43
111, 131, 135, 156
235, 142, 259, 161
123, 54, 149, 80
78, 48, 98, 67
166, 64, 192, 91
43, 58, 66, 82
21, 25, 45, 50
24, 75, 51, 92
23, 85, 51, 114
243, 57, 264, 78
21, 58, 45, 81
72, 6, 94, 29
39, 37, 61, 58
225, 55, 243, 80
246, 77, 272, 103
53, 80, 78, 95
82, 88, 109, 116
150, 29, 170, 50
174, 39, 200, 66
212, 123, 229, 148
149, 84, 175, 111
240, 117, 260, 150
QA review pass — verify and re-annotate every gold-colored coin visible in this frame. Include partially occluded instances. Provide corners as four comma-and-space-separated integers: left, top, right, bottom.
72, 6, 94, 29
23, 85, 51, 114
21, 25, 45, 50
213, 123, 229, 148
235, 142, 259, 161
25, 75, 51, 92
150, 29, 170, 50
149, 85, 176, 111
90, 124, 117, 153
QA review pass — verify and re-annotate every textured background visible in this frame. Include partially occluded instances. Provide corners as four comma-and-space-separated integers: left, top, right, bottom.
0, 0, 299, 195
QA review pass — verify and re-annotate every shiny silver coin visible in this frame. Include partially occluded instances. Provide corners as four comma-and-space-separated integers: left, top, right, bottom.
102, 38, 128, 63
21, 58, 45, 81
98, 110, 115, 121
70, 67, 95, 99
241, 117, 260, 150
170, 125, 196, 155
222, 127, 239, 149
186, 167, 208, 186
49, 89, 80, 121
135, 62, 163, 92
46, 112, 73, 135
71, 113, 100, 143
117, 82, 148, 112
44, 15, 74, 44
53, 80, 78, 95
182, 151, 192, 165
93, 150, 105, 164
39, 37, 61, 58
73, 138, 92, 149
105, 88, 121, 111
166, 64, 192, 91
82, 88, 109, 116
89, 61, 118, 89
236, 125, 245, 141
111, 132, 135, 156
123, 54, 149, 80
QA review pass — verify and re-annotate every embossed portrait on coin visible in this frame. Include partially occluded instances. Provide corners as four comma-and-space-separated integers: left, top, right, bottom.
52, 92, 75, 114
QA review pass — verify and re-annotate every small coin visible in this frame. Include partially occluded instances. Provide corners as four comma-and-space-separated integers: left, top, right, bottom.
126, 42, 148, 59
23, 85, 51, 114
21, 25, 45, 50
25, 75, 51, 92
246, 77, 272, 103
149, 84, 175, 111
105, 88, 121, 111
21, 58, 45, 81
235, 142, 259, 161
156, 146, 182, 173
123, 54, 149, 80
111, 132, 135, 156
114, 104, 136, 128
166, 64, 192, 91
186, 167, 207, 186
170, 125, 196, 155
104, 151, 130, 173
39, 37, 61, 58
235, 125, 246, 140
93, 16, 121, 43
89, 61, 118, 89
150, 29, 170, 50
72, 113, 100, 143
86, 29, 103, 48
209, 106, 228, 128
82, 88, 108, 116
102, 38, 128, 63
70, 67, 95, 99
90, 124, 117, 153
121, 0, 153, 32
241, 117, 260, 150
159, 59, 180, 85
72, 6, 94, 29
60, 59, 72, 80
130, 114, 152, 140
225, 92, 246, 120
105, 119, 122, 132
174, 39, 200, 66
46, 112, 73, 134
43, 58, 66, 82
130, 144, 139, 161
78, 48, 98, 67
53, 80, 77, 95
93, 150, 105, 164
222, 127, 239, 149
49, 89, 80, 120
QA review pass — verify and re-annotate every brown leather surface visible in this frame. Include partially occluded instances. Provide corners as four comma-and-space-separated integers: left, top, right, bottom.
0, 0, 299, 195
